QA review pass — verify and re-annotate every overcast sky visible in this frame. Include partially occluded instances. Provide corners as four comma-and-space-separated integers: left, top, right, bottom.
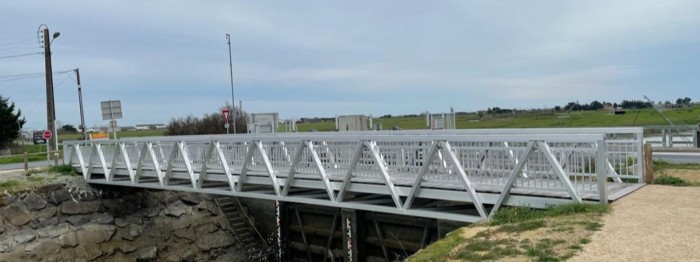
1, 1, 699, 130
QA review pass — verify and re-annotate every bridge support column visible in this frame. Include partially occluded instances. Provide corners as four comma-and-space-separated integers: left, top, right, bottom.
276, 201, 290, 262
342, 209, 365, 262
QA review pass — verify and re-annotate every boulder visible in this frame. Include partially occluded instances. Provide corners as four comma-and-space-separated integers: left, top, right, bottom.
163, 192, 181, 205
33, 205, 57, 220
173, 228, 195, 242
141, 207, 161, 218
120, 241, 139, 253
61, 200, 102, 215
14, 229, 37, 244
47, 188, 72, 206
0, 227, 5, 234
92, 213, 114, 225
65, 215, 91, 226
197, 201, 219, 216
2, 195, 17, 206
37, 216, 59, 228
57, 232, 79, 248
37, 223, 71, 239
136, 246, 157, 261
194, 222, 218, 236
195, 230, 236, 251
164, 201, 189, 218
115, 216, 143, 228
179, 193, 201, 205
2, 205, 32, 226
37, 184, 65, 193
77, 224, 116, 244
122, 224, 143, 241
32, 241, 61, 257
74, 245, 103, 261
23, 192, 47, 211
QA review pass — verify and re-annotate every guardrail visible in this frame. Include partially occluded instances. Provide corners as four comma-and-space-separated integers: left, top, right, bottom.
62, 128, 643, 222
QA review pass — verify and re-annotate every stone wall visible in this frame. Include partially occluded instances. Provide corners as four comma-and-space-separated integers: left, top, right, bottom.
0, 184, 245, 262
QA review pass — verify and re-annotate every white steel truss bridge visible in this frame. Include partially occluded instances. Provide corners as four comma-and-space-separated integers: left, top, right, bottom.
63, 128, 645, 223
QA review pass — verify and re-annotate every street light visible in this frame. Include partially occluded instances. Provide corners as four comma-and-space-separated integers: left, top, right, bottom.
226, 34, 236, 134
38, 24, 60, 165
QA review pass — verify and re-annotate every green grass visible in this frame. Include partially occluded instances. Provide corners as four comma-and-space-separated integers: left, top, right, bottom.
653, 160, 700, 171
491, 203, 609, 226
408, 229, 467, 262
290, 106, 700, 131
653, 175, 693, 186
497, 220, 546, 233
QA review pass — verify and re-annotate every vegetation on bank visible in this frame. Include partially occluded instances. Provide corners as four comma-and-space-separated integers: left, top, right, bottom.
409, 203, 610, 262
0, 165, 76, 196
282, 105, 700, 132
652, 160, 700, 186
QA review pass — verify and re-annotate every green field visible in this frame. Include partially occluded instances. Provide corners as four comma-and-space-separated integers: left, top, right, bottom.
57, 129, 166, 142
279, 106, 700, 132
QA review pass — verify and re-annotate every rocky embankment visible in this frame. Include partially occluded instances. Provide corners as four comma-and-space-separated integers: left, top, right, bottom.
0, 183, 244, 261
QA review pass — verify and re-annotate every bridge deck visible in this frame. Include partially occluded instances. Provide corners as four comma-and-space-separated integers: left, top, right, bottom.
65, 128, 646, 222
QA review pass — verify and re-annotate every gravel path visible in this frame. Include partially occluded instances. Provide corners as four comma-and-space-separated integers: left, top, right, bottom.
571, 185, 700, 261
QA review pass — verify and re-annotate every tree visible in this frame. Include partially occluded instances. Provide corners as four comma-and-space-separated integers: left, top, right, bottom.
0, 95, 26, 150
61, 124, 78, 133
166, 104, 249, 136
683, 97, 692, 105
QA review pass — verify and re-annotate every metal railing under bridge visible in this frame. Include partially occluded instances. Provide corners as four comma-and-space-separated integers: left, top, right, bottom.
62, 128, 645, 223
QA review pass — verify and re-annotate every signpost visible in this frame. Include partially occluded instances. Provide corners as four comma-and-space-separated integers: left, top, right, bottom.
222, 108, 230, 134
42, 130, 54, 165
101, 100, 122, 139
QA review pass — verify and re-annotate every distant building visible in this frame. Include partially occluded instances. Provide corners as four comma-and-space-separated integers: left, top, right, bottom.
135, 124, 166, 130
336, 115, 371, 131
248, 113, 279, 134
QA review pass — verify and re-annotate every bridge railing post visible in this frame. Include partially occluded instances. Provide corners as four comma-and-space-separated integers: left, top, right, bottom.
596, 140, 608, 204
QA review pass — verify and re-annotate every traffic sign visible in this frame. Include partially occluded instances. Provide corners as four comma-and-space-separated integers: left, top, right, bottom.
43, 130, 52, 140
222, 108, 230, 123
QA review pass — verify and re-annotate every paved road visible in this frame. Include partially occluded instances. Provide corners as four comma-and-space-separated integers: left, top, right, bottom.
653, 152, 700, 164
0, 160, 51, 171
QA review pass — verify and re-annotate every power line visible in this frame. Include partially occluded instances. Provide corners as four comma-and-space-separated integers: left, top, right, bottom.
0, 52, 42, 60
0, 70, 74, 82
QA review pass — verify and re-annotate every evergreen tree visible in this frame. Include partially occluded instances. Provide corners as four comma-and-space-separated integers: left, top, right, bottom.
0, 95, 26, 149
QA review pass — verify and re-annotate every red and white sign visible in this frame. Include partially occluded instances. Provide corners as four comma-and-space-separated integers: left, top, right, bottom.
43, 130, 52, 140
222, 108, 230, 122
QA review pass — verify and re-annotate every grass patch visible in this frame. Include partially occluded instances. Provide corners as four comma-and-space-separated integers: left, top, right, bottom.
455, 238, 521, 261
492, 203, 609, 225
498, 220, 546, 233
48, 165, 78, 176
653, 175, 692, 186
584, 221, 603, 231
408, 229, 466, 262
653, 160, 700, 171
0, 180, 21, 191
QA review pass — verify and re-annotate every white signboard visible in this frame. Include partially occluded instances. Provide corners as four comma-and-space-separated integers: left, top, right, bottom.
101, 100, 123, 120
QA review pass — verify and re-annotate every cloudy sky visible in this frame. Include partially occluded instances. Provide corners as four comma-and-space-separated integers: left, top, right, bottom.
1, 1, 699, 130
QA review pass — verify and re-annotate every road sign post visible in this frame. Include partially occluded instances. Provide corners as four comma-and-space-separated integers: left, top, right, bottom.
42, 130, 55, 165
222, 108, 230, 134
101, 100, 123, 140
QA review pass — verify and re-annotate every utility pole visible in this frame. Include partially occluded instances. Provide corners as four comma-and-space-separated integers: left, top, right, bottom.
42, 27, 58, 162
75, 68, 87, 140
226, 34, 236, 134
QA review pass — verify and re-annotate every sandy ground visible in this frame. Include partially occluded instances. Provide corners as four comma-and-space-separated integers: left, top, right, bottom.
571, 185, 700, 262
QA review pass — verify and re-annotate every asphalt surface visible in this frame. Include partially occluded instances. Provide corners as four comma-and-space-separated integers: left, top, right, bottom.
0, 160, 52, 171
653, 152, 700, 164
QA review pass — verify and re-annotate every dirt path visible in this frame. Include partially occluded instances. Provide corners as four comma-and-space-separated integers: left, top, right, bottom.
571, 185, 700, 261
